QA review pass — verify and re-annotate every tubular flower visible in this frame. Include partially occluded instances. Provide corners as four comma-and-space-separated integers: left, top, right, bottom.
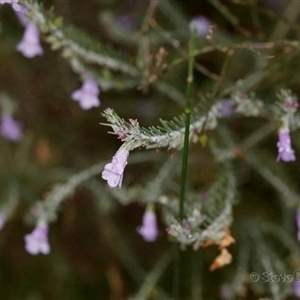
137, 208, 159, 242
71, 78, 100, 110
102, 147, 129, 188
0, 114, 22, 142
24, 224, 50, 255
276, 129, 296, 162
17, 23, 43, 58
0, 0, 21, 11
14, 4, 29, 26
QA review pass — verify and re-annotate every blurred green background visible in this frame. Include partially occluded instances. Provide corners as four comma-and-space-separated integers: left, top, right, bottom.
1, 0, 300, 299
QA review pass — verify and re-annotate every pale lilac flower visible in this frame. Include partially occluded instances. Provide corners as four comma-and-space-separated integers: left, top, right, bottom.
221, 99, 234, 117
102, 147, 129, 188
14, 4, 28, 27
0, 0, 21, 12
297, 211, 300, 242
24, 224, 50, 255
0, 214, 6, 230
17, 23, 43, 58
276, 129, 296, 162
294, 280, 300, 298
71, 78, 100, 110
189, 15, 211, 36
137, 208, 159, 242
0, 114, 22, 142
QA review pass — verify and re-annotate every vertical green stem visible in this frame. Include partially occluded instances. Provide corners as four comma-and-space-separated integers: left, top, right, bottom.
179, 29, 195, 222
173, 28, 196, 300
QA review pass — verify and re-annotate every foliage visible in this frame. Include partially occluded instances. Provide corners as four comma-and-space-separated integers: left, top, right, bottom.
1, 0, 300, 299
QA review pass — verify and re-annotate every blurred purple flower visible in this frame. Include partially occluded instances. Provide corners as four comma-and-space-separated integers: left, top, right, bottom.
190, 15, 211, 36
0, 214, 6, 230
0, 114, 22, 142
14, 4, 28, 26
71, 78, 100, 110
0, 0, 21, 12
117, 15, 134, 30
137, 208, 159, 242
276, 129, 296, 162
102, 147, 129, 188
24, 224, 50, 255
17, 23, 43, 58
294, 280, 300, 298
220, 285, 233, 299
221, 99, 234, 117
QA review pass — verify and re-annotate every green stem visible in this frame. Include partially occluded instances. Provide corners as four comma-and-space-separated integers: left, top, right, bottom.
179, 29, 195, 222
173, 28, 196, 300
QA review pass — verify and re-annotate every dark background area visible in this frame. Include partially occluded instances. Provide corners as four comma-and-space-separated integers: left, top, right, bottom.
1, 1, 299, 299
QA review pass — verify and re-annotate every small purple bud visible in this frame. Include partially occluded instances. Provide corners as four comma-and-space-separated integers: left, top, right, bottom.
102, 147, 129, 188
117, 127, 127, 140
0, 114, 22, 142
24, 224, 50, 255
276, 129, 296, 162
129, 118, 138, 127
189, 15, 211, 36
137, 209, 159, 242
16, 23, 43, 58
71, 78, 100, 110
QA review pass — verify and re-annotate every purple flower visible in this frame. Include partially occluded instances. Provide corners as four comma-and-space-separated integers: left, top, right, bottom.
102, 147, 129, 188
276, 129, 296, 162
117, 15, 134, 30
14, 4, 29, 27
189, 15, 211, 36
16, 23, 43, 58
0, 0, 21, 12
137, 209, 159, 242
0, 214, 6, 230
294, 280, 300, 298
24, 224, 50, 255
0, 114, 22, 142
71, 78, 100, 110
221, 99, 234, 117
